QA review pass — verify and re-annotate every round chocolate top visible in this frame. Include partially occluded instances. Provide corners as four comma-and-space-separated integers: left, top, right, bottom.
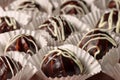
5, 34, 39, 56
97, 10, 120, 33
41, 48, 83, 78
108, 0, 120, 10
0, 16, 20, 33
39, 16, 76, 41
0, 56, 22, 80
16, 0, 45, 12
60, 0, 89, 18
78, 29, 117, 60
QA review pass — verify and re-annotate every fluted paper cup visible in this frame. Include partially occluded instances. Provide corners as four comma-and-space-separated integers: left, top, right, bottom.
0, 29, 47, 55
102, 63, 120, 80
81, 9, 104, 29
91, 0, 113, 11
28, 44, 101, 79
0, 11, 31, 25
49, 74, 90, 80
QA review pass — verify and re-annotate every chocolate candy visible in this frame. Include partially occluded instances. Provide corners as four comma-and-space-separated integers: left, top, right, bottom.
78, 29, 117, 60
41, 48, 83, 78
38, 16, 76, 41
108, 0, 120, 10
5, 34, 39, 56
0, 56, 22, 80
97, 10, 120, 33
0, 16, 20, 33
16, 0, 46, 12
86, 72, 114, 80
60, 0, 89, 18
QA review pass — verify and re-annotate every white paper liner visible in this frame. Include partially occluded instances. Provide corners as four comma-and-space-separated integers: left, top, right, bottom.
22, 12, 49, 30
0, 0, 15, 9
1, 51, 38, 80
64, 33, 83, 46
102, 63, 120, 80
6, 51, 48, 80
101, 47, 120, 68
91, 0, 112, 12
6, 0, 52, 15
0, 29, 47, 55
28, 44, 101, 79
81, 9, 104, 29
0, 11, 31, 25
49, 74, 90, 80
63, 15, 91, 33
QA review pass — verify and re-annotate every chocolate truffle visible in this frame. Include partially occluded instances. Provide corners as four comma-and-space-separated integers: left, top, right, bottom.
97, 10, 120, 33
60, 0, 89, 18
0, 56, 22, 80
16, 0, 46, 12
78, 29, 117, 60
0, 16, 20, 33
86, 72, 114, 80
5, 34, 39, 56
108, 0, 120, 10
38, 16, 76, 41
41, 48, 83, 78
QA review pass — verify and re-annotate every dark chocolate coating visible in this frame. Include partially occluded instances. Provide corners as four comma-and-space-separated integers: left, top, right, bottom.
78, 29, 117, 60
0, 56, 22, 80
17, 1, 46, 12
108, 0, 117, 9
60, 0, 89, 17
0, 16, 20, 33
5, 34, 39, 56
39, 16, 75, 41
96, 10, 118, 30
86, 72, 114, 80
41, 48, 82, 78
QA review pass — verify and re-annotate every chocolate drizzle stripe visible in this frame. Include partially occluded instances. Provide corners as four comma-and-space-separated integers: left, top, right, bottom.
8, 56, 19, 74
61, 0, 89, 14
16, 1, 37, 10
3, 57, 14, 77
116, 11, 120, 33
98, 10, 120, 33
40, 48, 83, 73
61, 5, 86, 15
79, 34, 117, 50
4, 17, 17, 29
87, 46, 100, 58
114, 0, 120, 9
4, 34, 38, 54
39, 16, 75, 41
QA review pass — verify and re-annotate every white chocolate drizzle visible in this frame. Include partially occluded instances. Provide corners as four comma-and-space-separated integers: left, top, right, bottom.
39, 16, 76, 41
16, 0, 41, 11
0, 56, 20, 78
0, 17, 17, 30
98, 10, 120, 33
78, 29, 117, 58
40, 48, 83, 73
61, 0, 89, 17
4, 34, 38, 55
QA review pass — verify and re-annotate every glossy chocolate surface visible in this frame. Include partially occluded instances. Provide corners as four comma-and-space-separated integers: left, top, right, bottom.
0, 56, 22, 80
41, 48, 83, 78
0, 16, 20, 33
108, 0, 120, 9
60, 0, 89, 18
39, 16, 76, 41
96, 10, 120, 33
78, 29, 117, 60
5, 34, 39, 56
16, 0, 46, 12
